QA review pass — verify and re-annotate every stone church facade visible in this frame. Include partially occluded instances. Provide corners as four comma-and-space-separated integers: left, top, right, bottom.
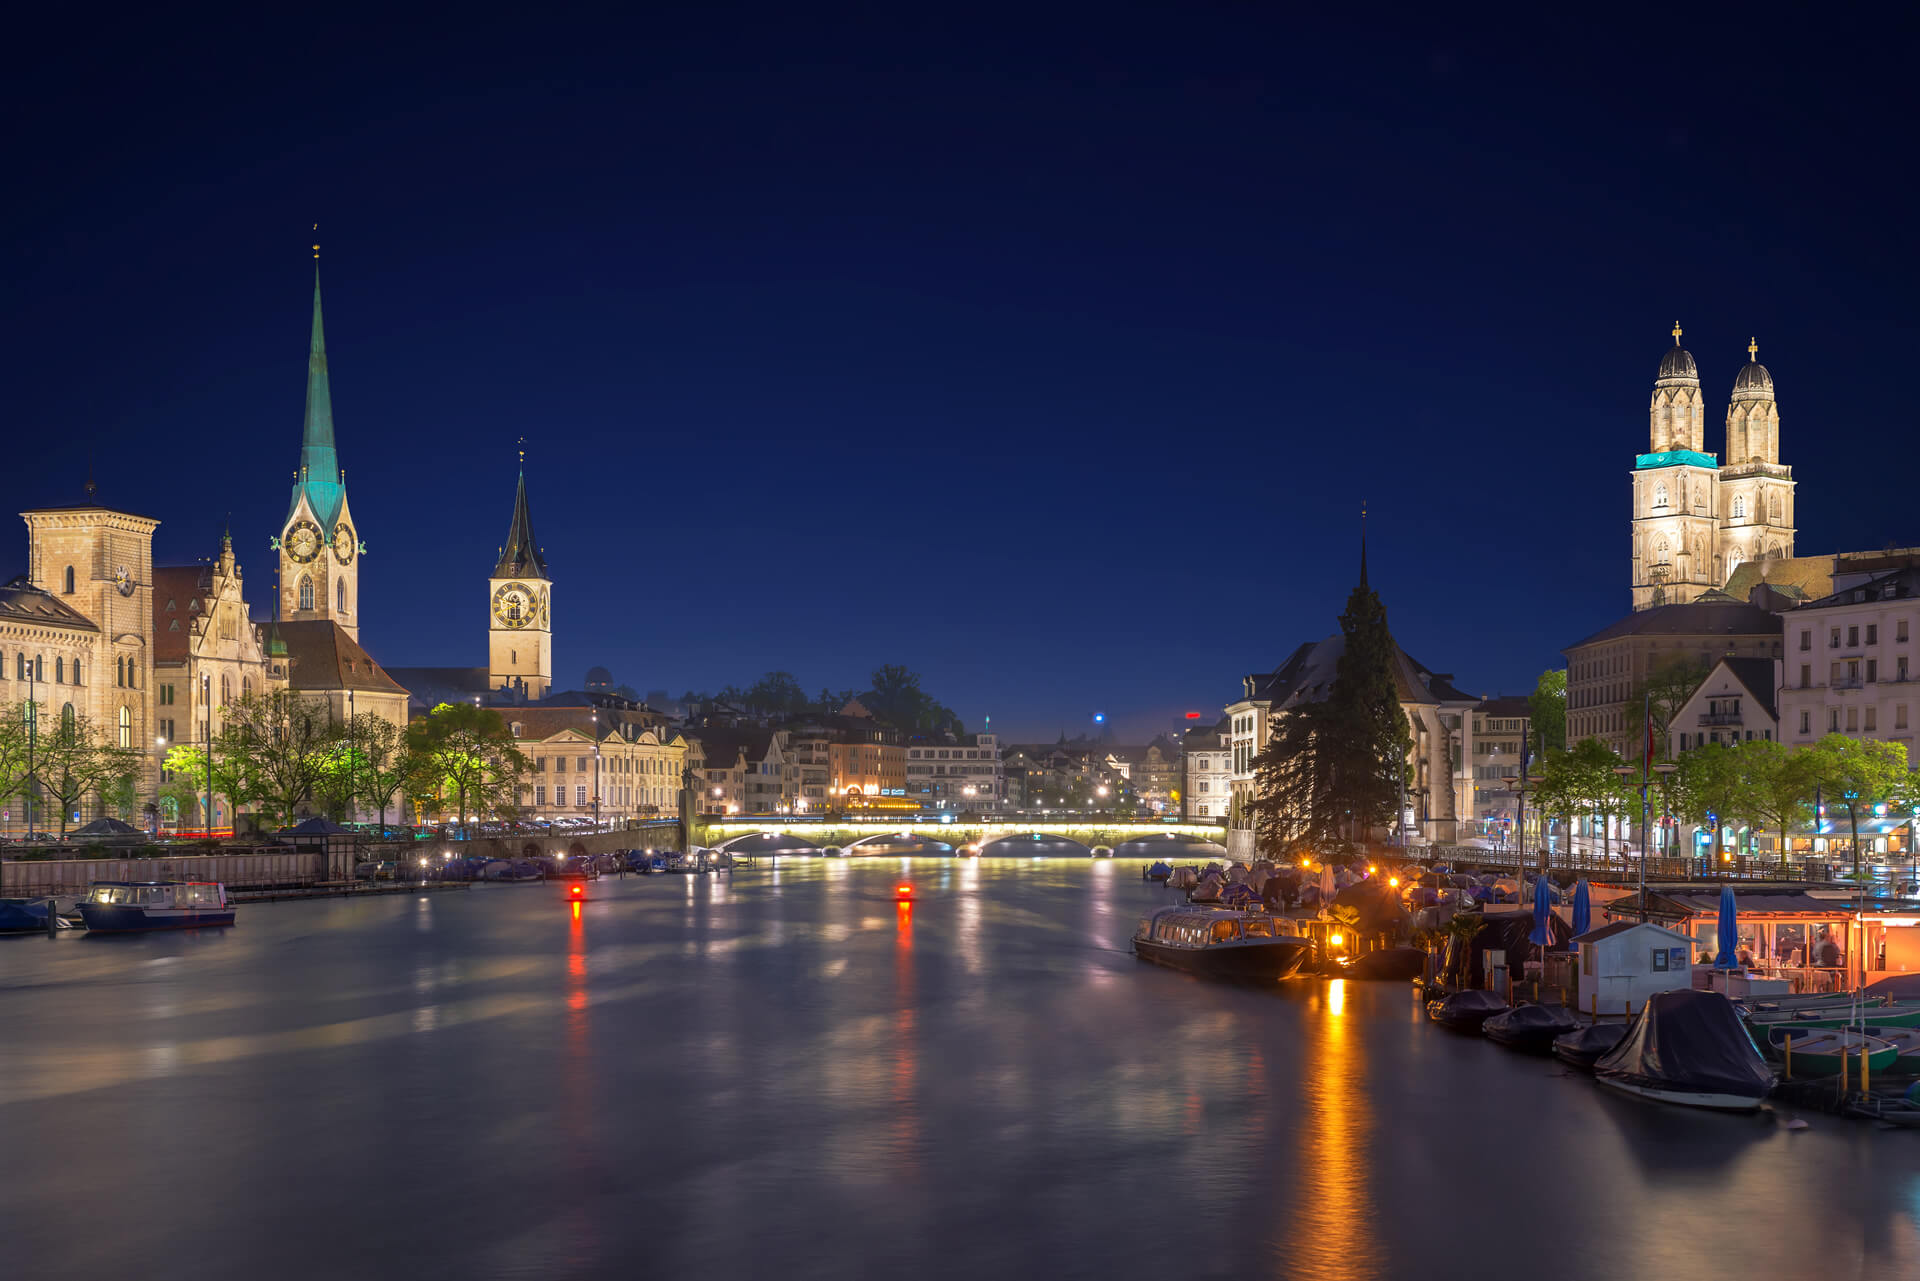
1630, 325, 1796, 611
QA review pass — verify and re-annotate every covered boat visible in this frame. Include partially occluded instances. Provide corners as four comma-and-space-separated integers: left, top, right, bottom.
1426, 989, 1509, 1032
1340, 947, 1426, 981
1552, 1022, 1628, 1071
78, 881, 235, 933
1483, 1002, 1580, 1052
0, 898, 68, 933
1133, 907, 1313, 981
1594, 990, 1774, 1111
1143, 860, 1174, 883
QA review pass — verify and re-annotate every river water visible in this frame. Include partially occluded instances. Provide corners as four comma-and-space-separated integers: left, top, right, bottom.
2, 859, 1915, 1280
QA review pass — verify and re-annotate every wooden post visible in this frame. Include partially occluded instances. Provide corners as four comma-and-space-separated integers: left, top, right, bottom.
1839, 1041, 1848, 1097
1783, 1034, 1792, 1080
1862, 1043, 1870, 1094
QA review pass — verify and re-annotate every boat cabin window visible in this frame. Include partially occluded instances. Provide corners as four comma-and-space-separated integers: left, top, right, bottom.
90, 885, 128, 904
1242, 918, 1272, 938
179, 884, 220, 906
1211, 920, 1239, 943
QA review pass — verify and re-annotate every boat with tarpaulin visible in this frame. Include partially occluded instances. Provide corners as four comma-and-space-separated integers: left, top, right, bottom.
1594, 989, 1774, 1111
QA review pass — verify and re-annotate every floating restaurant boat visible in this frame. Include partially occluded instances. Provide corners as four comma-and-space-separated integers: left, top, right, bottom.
1132, 907, 1313, 981
1552, 1022, 1628, 1071
1760, 1026, 1901, 1078
1426, 989, 1509, 1032
1594, 990, 1775, 1111
77, 881, 235, 933
1482, 1002, 1580, 1053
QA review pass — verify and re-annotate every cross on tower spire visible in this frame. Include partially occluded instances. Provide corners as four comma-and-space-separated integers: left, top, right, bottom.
1748, 336, 1758, 362
1672, 320, 1683, 345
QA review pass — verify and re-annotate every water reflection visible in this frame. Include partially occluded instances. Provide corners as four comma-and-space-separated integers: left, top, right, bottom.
1292, 980, 1380, 1281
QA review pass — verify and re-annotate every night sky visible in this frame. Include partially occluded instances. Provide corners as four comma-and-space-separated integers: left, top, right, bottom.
9, 7, 1915, 741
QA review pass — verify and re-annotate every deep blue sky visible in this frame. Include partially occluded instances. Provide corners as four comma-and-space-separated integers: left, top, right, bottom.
8, 6, 1916, 741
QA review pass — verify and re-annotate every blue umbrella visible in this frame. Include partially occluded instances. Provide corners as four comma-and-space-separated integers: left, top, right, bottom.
1529, 875, 1553, 947
1715, 885, 1739, 968
1570, 880, 1591, 953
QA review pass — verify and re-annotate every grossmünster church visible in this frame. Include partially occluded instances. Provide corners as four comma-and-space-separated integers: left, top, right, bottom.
1629, 324, 1796, 610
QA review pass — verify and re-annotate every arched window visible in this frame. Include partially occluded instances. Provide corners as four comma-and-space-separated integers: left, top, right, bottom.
61, 703, 75, 734
116, 657, 125, 687
221, 675, 231, 705
73, 659, 82, 685
1769, 493, 1782, 522
298, 575, 314, 611
1727, 549, 1744, 577
242, 677, 251, 697
63, 566, 75, 594
1652, 482, 1668, 511
1731, 494, 1746, 520
118, 706, 131, 749
1653, 537, 1671, 566
336, 578, 346, 614
54, 657, 64, 684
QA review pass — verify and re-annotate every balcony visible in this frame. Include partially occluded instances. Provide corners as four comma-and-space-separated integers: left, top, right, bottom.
1832, 678, 1864, 691
1697, 712, 1745, 726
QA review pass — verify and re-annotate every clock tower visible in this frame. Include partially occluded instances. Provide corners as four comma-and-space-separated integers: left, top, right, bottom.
276, 259, 363, 640
488, 465, 551, 699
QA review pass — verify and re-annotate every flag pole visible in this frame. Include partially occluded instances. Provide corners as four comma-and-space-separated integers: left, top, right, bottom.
1640, 688, 1651, 923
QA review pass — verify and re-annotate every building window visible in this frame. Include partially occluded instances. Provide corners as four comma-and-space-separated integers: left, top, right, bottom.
1800, 664, 1811, 689
298, 575, 314, 611
1901, 620, 1911, 643
555, 757, 566, 773
1899, 706, 1910, 731
73, 660, 82, 685
1831, 628, 1842, 649
1800, 630, 1811, 652
1847, 708, 1858, 732
1865, 707, 1878, 732
535, 785, 547, 806
336, 578, 346, 614
1849, 626, 1859, 647
118, 706, 131, 749
1868, 624, 1879, 645
1829, 709, 1840, 732
55, 657, 64, 683
1731, 495, 1746, 520
1652, 483, 1668, 511
575, 785, 587, 807
63, 566, 75, 594
1868, 659, 1878, 683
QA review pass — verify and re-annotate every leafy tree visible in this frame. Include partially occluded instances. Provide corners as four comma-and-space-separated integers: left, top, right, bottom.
1536, 738, 1635, 864
1671, 742, 1746, 859
862, 665, 964, 735
740, 671, 809, 717
35, 709, 139, 837
1248, 702, 1334, 855
1737, 739, 1819, 861
348, 714, 415, 833
0, 701, 32, 820
1631, 656, 1711, 759
407, 702, 529, 826
163, 741, 251, 829
213, 690, 341, 826
1528, 669, 1566, 758
1805, 733, 1909, 875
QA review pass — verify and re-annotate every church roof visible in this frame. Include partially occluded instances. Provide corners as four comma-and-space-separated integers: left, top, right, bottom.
493, 471, 548, 579
1723, 555, 1835, 603
0, 575, 99, 631
287, 270, 347, 530
276, 620, 407, 695
1245, 634, 1474, 711
1657, 344, 1697, 382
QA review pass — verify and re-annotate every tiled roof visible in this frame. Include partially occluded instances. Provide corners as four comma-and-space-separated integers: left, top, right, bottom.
1713, 656, 1779, 722
0, 575, 99, 631
1566, 600, 1781, 651
1723, 555, 1835, 603
277, 621, 408, 695
1475, 695, 1531, 717
152, 566, 216, 664
1244, 634, 1475, 710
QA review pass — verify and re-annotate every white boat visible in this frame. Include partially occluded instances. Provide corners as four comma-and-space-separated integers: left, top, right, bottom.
78, 881, 235, 933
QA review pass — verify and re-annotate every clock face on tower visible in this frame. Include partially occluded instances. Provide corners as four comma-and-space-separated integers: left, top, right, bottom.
492, 582, 533, 629
113, 565, 135, 597
285, 519, 322, 564
331, 522, 356, 565
538, 588, 549, 627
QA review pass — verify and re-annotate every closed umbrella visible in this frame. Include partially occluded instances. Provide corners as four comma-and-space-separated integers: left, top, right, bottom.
1570, 880, 1591, 953
1529, 876, 1554, 947
1714, 885, 1739, 968
1320, 864, 1337, 905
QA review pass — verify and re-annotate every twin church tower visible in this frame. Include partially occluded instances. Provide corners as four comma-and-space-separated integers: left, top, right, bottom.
274, 263, 553, 698
1629, 323, 1796, 610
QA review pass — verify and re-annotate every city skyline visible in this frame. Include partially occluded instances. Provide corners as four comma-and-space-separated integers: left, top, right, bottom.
8, 9, 1914, 740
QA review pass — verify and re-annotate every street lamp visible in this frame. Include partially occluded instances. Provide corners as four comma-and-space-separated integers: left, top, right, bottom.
1843, 787, 1862, 878
1507, 772, 1546, 873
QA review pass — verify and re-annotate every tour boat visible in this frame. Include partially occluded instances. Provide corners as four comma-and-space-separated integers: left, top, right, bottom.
1594, 990, 1774, 1111
1482, 1002, 1580, 1053
1132, 907, 1313, 981
78, 881, 235, 933
1761, 1026, 1902, 1078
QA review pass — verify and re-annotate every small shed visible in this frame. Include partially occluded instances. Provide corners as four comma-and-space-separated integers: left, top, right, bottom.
1572, 920, 1696, 1016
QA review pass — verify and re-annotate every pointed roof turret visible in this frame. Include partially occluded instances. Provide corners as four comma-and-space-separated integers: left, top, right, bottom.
494, 468, 549, 579
287, 262, 347, 527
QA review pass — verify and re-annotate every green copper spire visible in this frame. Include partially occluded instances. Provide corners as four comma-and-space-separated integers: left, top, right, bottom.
288, 267, 346, 526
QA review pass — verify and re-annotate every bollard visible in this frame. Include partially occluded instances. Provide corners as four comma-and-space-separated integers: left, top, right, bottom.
1839, 1042, 1848, 1097
1591, 992, 1598, 1019
1862, 1043, 1870, 1094
1784, 1034, 1792, 1081
44, 903, 58, 938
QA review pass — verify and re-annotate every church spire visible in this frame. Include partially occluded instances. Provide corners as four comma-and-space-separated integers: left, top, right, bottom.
493, 461, 549, 579
301, 267, 339, 485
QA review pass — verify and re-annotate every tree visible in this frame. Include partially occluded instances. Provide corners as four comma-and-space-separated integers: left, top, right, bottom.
1671, 743, 1745, 861
1536, 739, 1635, 865
407, 702, 529, 826
1805, 733, 1909, 876
1527, 669, 1566, 759
213, 690, 341, 826
163, 741, 252, 830
740, 671, 809, 717
1737, 739, 1819, 862
0, 702, 32, 821
348, 714, 415, 833
1248, 702, 1336, 856
34, 709, 139, 837
1631, 656, 1711, 759
863, 665, 964, 735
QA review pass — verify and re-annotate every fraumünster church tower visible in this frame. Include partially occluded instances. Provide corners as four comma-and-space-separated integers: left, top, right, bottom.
1629, 324, 1796, 610
277, 267, 364, 640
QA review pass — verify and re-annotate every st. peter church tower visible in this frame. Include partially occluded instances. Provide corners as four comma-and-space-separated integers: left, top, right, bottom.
487, 466, 551, 699
276, 262, 363, 641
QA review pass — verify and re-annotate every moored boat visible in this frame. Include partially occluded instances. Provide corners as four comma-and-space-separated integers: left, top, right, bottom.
1483, 1002, 1580, 1053
1132, 907, 1312, 981
1856, 1025, 1920, 1074
77, 881, 235, 933
1760, 1026, 1901, 1078
1427, 989, 1509, 1032
1552, 1022, 1628, 1071
1595, 990, 1774, 1111
1143, 861, 1173, 883
1745, 1002, 1920, 1033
